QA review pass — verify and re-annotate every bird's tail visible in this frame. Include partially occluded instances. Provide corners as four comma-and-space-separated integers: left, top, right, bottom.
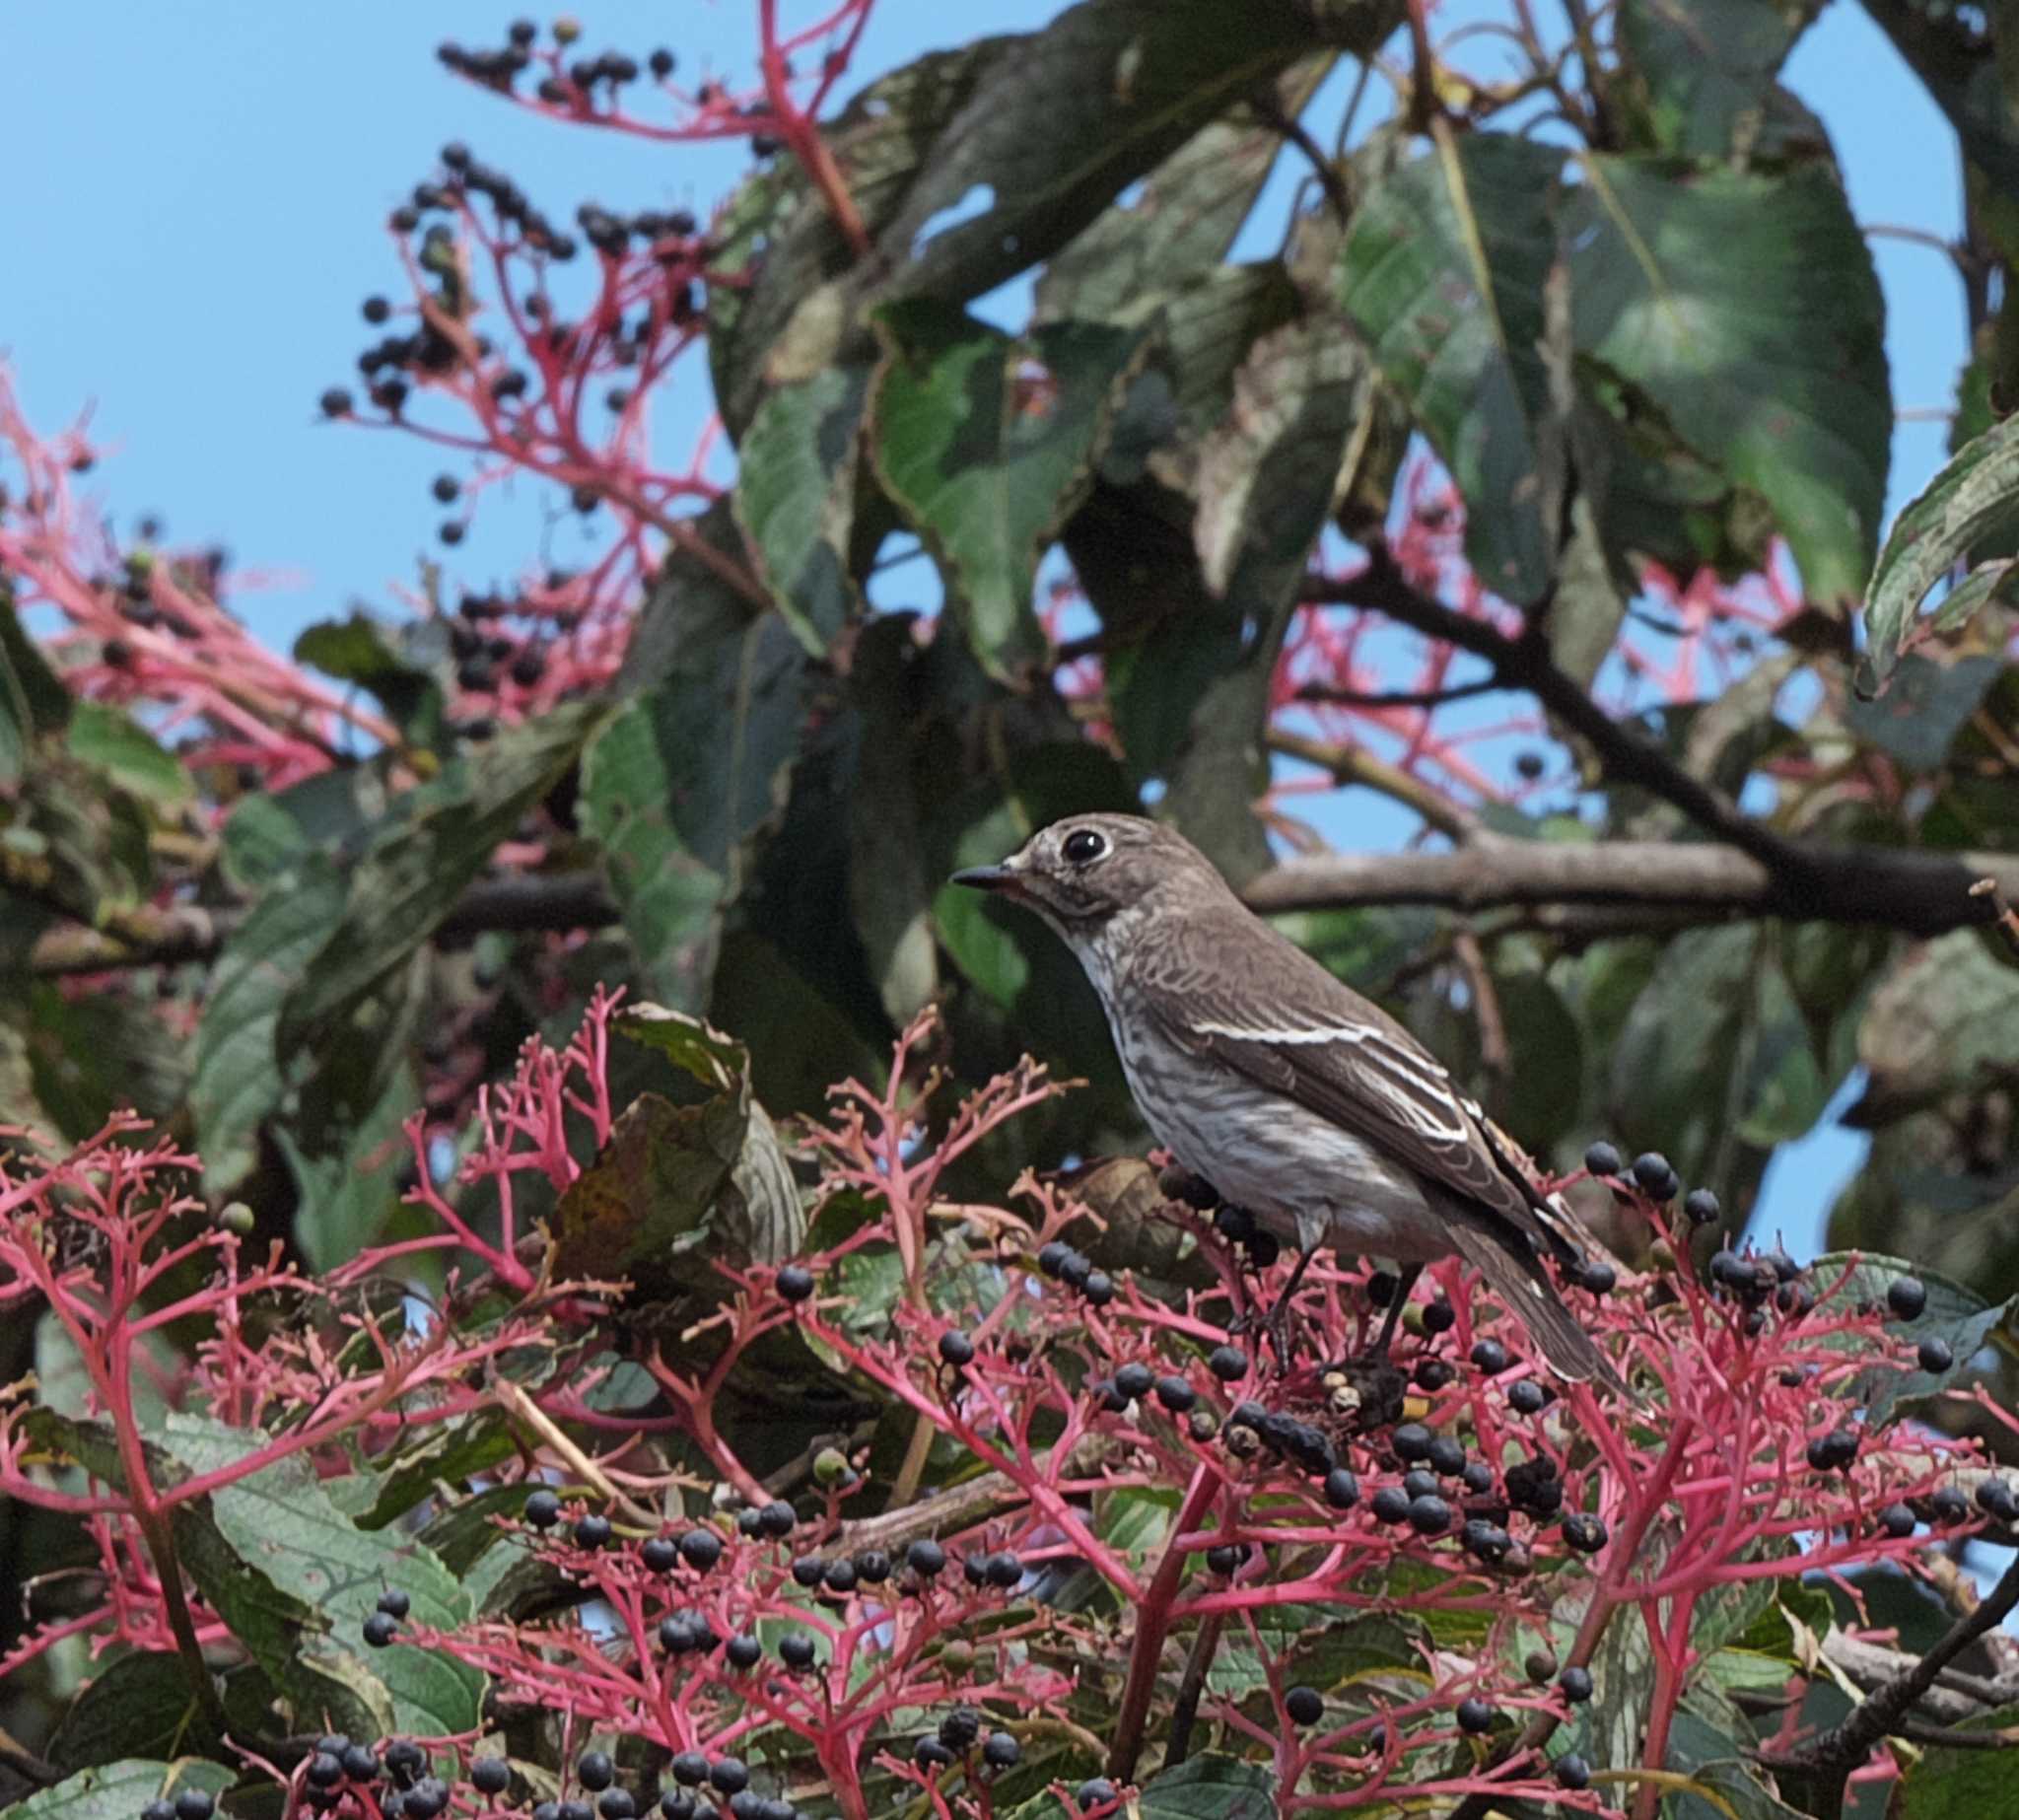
1446, 1211, 1630, 1397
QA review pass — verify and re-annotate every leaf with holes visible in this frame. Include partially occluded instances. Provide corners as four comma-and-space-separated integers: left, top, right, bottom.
1035, 58, 1330, 324
876, 0, 1390, 308
870, 301, 1153, 676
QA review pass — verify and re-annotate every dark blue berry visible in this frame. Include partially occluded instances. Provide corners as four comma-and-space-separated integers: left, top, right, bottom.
678, 1527, 723, 1571
1562, 1512, 1608, 1553
1208, 1344, 1249, 1380
1887, 1277, 1927, 1320
1113, 1363, 1153, 1399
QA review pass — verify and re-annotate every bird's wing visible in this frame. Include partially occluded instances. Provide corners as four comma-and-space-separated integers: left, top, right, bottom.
1135, 911, 1585, 1263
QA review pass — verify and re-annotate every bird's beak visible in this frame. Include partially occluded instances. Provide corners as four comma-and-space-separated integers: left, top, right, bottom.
951, 862, 1018, 894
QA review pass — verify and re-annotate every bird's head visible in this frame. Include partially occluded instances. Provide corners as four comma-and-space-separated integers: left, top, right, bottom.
950, 813, 1226, 946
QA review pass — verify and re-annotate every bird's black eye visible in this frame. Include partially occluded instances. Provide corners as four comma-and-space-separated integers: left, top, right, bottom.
1061, 827, 1107, 866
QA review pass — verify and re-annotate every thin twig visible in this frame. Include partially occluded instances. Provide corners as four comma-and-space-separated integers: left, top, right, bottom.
1266, 726, 1482, 843
1252, 89, 1355, 224
1972, 878, 2019, 958
1165, 1612, 1227, 1768
1294, 676, 1500, 710
1766, 1551, 2019, 1807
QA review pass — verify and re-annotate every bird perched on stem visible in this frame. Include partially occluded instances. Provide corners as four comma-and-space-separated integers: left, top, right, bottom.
953, 811, 1622, 1389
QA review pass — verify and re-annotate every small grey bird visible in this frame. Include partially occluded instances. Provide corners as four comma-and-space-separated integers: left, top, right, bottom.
952, 811, 1617, 1386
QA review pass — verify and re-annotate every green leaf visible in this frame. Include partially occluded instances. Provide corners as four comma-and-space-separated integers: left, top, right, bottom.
1136, 1754, 1278, 1820
358, 1416, 520, 1534
842, 616, 941, 1025
277, 702, 603, 1052
164, 1414, 484, 1737
1898, 1707, 2019, 1817
1148, 310, 1368, 874
1497, 970, 1586, 1151
706, 39, 1015, 439
874, 0, 1392, 306
1034, 59, 1329, 323
0, 581, 71, 787
870, 301, 1153, 676
1619, 0, 1823, 159
1609, 925, 1826, 1203
1567, 155, 1890, 610
1810, 1251, 2016, 1425
63, 703, 191, 810
1339, 132, 1567, 603
1194, 313, 1370, 619
45, 1652, 221, 1771
10, 1761, 235, 1820
190, 854, 348, 1190
1844, 654, 2004, 771
549, 1049, 805, 1295
27, 1409, 393, 1741
732, 362, 874, 655
580, 616, 805, 1010
1664, 1709, 1810, 1819
1859, 412, 2019, 692
219, 759, 397, 890
416, 1482, 530, 1577
1852, 929, 2019, 1122
274, 1057, 422, 1273
295, 611, 446, 743
15, 980, 189, 1143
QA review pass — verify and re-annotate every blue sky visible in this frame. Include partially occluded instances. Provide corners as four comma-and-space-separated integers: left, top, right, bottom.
1, 2, 1967, 1258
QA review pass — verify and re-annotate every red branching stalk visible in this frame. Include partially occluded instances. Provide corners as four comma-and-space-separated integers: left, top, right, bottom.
0, 371, 399, 788
2, 996, 1999, 1814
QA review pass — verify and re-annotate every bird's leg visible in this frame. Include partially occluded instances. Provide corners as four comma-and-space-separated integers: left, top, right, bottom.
1260, 1246, 1318, 1372
1366, 1262, 1425, 1361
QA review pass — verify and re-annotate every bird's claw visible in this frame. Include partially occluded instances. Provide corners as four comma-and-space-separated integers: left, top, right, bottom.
1316, 1355, 1409, 1433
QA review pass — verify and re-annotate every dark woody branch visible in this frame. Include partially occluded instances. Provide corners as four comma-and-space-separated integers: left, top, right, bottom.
1298, 546, 1829, 896
29, 838, 2016, 980
1244, 841, 2019, 938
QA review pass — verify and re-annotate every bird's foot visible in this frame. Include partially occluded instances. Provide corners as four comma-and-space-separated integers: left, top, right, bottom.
1315, 1354, 1409, 1434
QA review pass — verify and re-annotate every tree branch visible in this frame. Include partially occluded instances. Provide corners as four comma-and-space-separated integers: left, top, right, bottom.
28, 838, 2019, 979
1765, 1551, 2019, 1811
1300, 547, 1834, 899
1244, 840, 2019, 937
